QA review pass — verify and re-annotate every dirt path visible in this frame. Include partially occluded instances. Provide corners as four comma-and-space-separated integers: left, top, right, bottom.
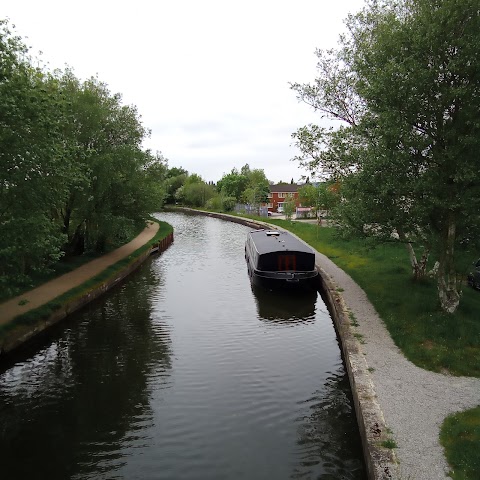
0, 222, 159, 326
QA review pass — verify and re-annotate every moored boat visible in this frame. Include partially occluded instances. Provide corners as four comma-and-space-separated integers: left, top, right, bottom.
245, 229, 318, 289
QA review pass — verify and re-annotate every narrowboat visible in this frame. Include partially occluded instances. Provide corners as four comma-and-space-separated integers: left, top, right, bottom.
245, 229, 318, 288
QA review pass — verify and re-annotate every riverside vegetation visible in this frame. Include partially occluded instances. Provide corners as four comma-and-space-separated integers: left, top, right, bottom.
243, 214, 479, 480
0, 220, 173, 342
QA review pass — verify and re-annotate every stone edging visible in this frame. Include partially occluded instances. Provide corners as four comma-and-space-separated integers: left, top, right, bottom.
173, 208, 396, 480
316, 267, 396, 480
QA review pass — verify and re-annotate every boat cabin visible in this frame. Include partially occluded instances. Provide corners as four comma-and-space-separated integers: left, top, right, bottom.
245, 229, 318, 288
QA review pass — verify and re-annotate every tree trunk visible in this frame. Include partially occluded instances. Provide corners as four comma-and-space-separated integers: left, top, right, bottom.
66, 222, 85, 256
61, 192, 76, 236
436, 214, 460, 314
396, 226, 429, 280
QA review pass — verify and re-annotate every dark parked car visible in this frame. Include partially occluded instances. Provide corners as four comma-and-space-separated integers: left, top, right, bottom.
467, 259, 480, 289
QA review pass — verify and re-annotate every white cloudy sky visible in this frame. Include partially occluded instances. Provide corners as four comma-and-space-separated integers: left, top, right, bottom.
3, 0, 364, 183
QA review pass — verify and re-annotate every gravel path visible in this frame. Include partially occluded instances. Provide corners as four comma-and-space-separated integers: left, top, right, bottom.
315, 250, 480, 479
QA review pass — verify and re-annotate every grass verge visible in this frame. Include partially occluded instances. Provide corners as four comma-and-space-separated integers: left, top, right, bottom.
235, 213, 480, 476
440, 406, 480, 480
234, 214, 480, 377
0, 220, 173, 343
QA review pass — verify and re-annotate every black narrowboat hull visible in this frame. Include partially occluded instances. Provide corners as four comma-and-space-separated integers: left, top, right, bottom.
245, 229, 318, 290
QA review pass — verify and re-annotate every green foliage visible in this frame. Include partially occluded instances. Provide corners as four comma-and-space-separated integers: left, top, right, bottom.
1, 22, 69, 291
204, 195, 223, 211
216, 168, 249, 201
0, 220, 173, 340
222, 196, 237, 212
291, 0, 480, 313
164, 167, 188, 204
380, 439, 397, 450
217, 164, 270, 206
0, 19, 167, 291
298, 182, 339, 217
176, 176, 214, 207
440, 406, 480, 479
242, 167, 270, 204
57, 71, 163, 254
282, 196, 296, 220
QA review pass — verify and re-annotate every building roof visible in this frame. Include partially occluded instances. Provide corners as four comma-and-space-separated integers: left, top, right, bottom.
269, 184, 299, 193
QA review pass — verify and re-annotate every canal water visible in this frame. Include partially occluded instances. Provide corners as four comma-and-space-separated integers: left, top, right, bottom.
0, 212, 366, 479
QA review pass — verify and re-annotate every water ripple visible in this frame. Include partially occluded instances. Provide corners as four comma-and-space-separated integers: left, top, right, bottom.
0, 212, 365, 480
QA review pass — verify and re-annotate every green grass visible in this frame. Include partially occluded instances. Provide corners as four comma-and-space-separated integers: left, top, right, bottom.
237, 214, 480, 476
380, 438, 398, 449
440, 406, 480, 480
247, 218, 480, 378
0, 220, 173, 341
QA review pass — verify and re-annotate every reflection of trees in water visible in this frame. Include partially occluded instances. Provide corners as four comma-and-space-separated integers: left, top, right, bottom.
291, 371, 366, 480
252, 284, 318, 323
0, 262, 172, 480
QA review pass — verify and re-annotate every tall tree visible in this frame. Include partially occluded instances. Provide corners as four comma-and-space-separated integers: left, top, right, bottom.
164, 166, 188, 204
291, 0, 480, 313
0, 21, 69, 292
57, 71, 156, 253
242, 167, 270, 205
216, 168, 249, 201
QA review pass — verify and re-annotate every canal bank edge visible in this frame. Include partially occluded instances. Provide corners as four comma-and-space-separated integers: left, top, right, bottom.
316, 267, 397, 480
174, 207, 396, 480
0, 221, 174, 357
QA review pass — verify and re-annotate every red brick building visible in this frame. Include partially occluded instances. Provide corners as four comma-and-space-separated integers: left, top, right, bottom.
266, 184, 301, 213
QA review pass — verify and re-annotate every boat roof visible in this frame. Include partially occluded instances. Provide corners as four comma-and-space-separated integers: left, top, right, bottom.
248, 229, 314, 255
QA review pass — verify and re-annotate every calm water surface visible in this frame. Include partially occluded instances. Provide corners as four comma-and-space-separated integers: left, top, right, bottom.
0, 212, 365, 479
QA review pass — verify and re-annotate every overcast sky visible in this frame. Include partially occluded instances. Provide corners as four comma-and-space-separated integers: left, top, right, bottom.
4, 0, 364, 183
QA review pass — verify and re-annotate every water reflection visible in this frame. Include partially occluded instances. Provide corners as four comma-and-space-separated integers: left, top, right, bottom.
252, 284, 318, 323
0, 261, 172, 480
0, 212, 366, 480
292, 371, 366, 479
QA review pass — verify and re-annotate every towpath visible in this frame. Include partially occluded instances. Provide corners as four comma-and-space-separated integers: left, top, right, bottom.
0, 222, 159, 326
315, 250, 480, 480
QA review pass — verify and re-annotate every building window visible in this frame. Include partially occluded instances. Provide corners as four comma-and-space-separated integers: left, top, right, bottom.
278, 192, 287, 198
267, 203, 273, 208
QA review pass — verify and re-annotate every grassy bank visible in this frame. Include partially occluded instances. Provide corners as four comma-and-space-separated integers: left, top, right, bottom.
440, 406, 480, 480
238, 214, 479, 478
235, 215, 479, 377
0, 220, 173, 341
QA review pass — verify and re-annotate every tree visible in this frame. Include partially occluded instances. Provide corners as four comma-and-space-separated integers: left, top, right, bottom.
283, 196, 296, 221
298, 182, 339, 219
164, 166, 188, 204
176, 174, 214, 207
0, 19, 168, 295
242, 167, 270, 205
56, 71, 159, 253
216, 168, 249, 201
0, 21, 69, 292
291, 0, 480, 313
